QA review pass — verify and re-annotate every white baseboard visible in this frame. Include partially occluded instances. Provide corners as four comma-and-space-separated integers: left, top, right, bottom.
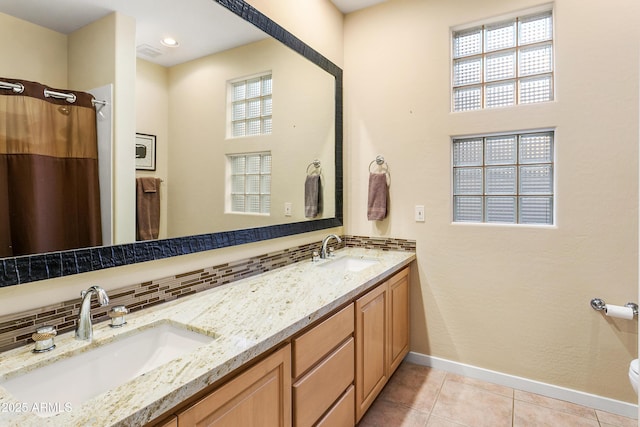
405, 351, 638, 420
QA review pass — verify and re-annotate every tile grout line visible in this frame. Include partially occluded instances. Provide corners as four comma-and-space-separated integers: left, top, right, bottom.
424, 371, 448, 426
512, 390, 516, 427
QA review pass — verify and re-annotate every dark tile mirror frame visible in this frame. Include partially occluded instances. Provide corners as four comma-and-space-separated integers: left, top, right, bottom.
0, 0, 343, 288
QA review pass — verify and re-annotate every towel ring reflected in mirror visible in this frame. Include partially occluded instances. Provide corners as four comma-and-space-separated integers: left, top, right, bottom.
306, 159, 322, 176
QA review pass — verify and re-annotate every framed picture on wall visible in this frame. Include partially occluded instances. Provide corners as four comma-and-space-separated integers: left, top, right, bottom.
135, 133, 156, 171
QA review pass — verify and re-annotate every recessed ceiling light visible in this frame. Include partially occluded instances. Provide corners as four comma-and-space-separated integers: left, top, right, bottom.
161, 37, 179, 47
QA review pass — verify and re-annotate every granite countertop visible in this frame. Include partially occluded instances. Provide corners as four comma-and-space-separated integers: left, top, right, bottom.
0, 247, 415, 426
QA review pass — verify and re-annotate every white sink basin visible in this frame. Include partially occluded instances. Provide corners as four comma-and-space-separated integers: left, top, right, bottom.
0, 322, 214, 417
320, 256, 379, 272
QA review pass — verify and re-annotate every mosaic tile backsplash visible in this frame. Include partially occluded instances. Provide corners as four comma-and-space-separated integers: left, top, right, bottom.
0, 236, 415, 353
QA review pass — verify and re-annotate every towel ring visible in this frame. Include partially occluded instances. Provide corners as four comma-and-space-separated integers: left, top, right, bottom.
368, 155, 390, 187
369, 155, 390, 174
306, 159, 322, 175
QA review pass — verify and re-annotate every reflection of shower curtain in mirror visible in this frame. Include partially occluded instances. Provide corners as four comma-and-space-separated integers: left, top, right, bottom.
0, 78, 102, 257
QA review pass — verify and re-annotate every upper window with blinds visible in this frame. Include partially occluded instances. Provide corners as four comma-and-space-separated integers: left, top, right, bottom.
229, 73, 272, 138
452, 10, 553, 112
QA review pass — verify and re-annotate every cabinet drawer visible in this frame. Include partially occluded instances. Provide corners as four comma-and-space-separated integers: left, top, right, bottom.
316, 385, 355, 427
293, 338, 354, 427
292, 303, 354, 378
154, 416, 177, 427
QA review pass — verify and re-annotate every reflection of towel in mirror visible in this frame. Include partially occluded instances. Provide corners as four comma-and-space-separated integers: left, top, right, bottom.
136, 177, 161, 240
305, 175, 322, 218
367, 173, 388, 221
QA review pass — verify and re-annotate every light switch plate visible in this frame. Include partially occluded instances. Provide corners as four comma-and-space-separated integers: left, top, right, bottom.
415, 205, 425, 222
284, 202, 292, 217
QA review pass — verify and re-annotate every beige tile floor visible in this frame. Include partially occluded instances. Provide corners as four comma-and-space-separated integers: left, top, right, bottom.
358, 362, 638, 427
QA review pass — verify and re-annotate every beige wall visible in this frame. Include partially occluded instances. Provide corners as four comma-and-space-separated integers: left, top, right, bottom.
136, 38, 335, 238
111, 13, 138, 245
68, 14, 116, 91
69, 12, 139, 246
344, 0, 639, 403
0, 12, 67, 87
136, 59, 170, 239
69, 13, 137, 246
246, 0, 343, 68
164, 37, 335, 236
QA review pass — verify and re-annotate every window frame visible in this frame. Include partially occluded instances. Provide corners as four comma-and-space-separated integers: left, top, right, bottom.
226, 152, 272, 216
451, 8, 554, 112
227, 72, 273, 139
451, 129, 555, 226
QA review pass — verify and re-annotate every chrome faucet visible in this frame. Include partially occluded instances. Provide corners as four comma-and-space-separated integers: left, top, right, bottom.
76, 285, 110, 341
320, 234, 342, 259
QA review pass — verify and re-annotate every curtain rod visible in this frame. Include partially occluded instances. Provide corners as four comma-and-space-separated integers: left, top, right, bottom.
0, 79, 106, 108
44, 88, 77, 103
0, 81, 24, 94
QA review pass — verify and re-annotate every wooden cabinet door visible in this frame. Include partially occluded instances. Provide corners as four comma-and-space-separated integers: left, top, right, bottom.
355, 284, 387, 422
388, 268, 409, 374
177, 345, 291, 427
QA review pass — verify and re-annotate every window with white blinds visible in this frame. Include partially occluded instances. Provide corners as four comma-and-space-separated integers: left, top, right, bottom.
227, 152, 271, 214
229, 73, 272, 138
452, 10, 553, 112
452, 131, 554, 225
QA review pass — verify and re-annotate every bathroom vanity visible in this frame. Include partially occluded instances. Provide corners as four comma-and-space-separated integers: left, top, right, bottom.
0, 248, 414, 426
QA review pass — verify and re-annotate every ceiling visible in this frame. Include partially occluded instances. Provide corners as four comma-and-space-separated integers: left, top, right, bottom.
1, 0, 387, 67
330, 0, 388, 14
0, 0, 267, 67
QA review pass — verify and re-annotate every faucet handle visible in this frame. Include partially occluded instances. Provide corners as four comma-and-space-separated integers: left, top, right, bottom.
32, 325, 57, 353
109, 305, 128, 328
312, 251, 320, 262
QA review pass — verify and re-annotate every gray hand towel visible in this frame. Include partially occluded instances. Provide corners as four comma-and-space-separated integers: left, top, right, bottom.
305, 175, 322, 218
367, 173, 388, 221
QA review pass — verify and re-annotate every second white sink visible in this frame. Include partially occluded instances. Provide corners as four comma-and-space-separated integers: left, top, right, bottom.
0, 322, 215, 417
320, 256, 379, 272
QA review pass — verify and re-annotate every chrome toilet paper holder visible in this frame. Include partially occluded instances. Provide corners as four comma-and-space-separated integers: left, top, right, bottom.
591, 298, 638, 316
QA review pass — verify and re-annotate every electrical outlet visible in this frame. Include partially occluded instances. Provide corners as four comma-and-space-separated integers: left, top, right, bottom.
415, 205, 425, 222
284, 202, 292, 217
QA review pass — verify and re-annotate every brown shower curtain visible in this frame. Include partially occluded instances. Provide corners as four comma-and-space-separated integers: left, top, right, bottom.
0, 78, 102, 257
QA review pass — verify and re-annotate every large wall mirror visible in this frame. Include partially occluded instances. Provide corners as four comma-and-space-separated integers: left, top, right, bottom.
0, 0, 342, 287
